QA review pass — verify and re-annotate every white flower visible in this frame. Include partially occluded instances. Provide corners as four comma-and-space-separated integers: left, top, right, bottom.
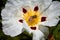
1, 0, 60, 40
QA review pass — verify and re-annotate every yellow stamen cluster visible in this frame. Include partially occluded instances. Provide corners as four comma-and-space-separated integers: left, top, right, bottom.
23, 9, 41, 27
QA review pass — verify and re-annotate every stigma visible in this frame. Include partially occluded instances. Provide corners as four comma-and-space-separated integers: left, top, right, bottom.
29, 15, 37, 22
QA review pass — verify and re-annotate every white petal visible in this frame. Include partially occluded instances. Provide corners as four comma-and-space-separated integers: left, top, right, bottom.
22, 20, 32, 34
1, 0, 24, 37
38, 25, 49, 38
45, 1, 60, 17
41, 0, 52, 12
1, 0, 23, 20
32, 30, 44, 40
7, 0, 23, 7
2, 18, 24, 37
41, 1, 60, 27
28, 0, 52, 11
32, 0, 52, 10
40, 18, 59, 27
2, 0, 52, 13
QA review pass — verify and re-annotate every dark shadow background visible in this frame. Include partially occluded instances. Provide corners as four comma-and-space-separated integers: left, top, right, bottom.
0, 0, 60, 40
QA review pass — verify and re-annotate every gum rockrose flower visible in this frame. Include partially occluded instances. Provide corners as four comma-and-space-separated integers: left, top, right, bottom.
1, 0, 60, 40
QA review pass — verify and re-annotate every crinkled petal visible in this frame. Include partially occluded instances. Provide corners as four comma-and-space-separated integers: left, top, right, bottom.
1, 0, 23, 19
32, 30, 44, 40
28, 0, 52, 12
49, 1, 60, 17
41, 0, 52, 12
2, 18, 24, 37
1, 1, 24, 37
7, 0, 23, 7
41, 1, 60, 27
44, 1, 60, 17
6, 0, 52, 12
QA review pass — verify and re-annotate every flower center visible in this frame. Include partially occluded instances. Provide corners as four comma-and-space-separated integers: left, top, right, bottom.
23, 9, 41, 27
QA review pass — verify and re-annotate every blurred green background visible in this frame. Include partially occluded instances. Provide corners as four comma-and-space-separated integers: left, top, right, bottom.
0, 0, 60, 40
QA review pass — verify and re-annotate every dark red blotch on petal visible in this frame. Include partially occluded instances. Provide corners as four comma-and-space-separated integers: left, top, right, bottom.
34, 6, 39, 11
41, 17, 46, 22
19, 19, 23, 23
30, 27, 36, 30
22, 8, 27, 13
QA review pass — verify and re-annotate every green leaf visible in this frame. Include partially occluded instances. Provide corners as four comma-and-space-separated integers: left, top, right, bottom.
53, 24, 60, 40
